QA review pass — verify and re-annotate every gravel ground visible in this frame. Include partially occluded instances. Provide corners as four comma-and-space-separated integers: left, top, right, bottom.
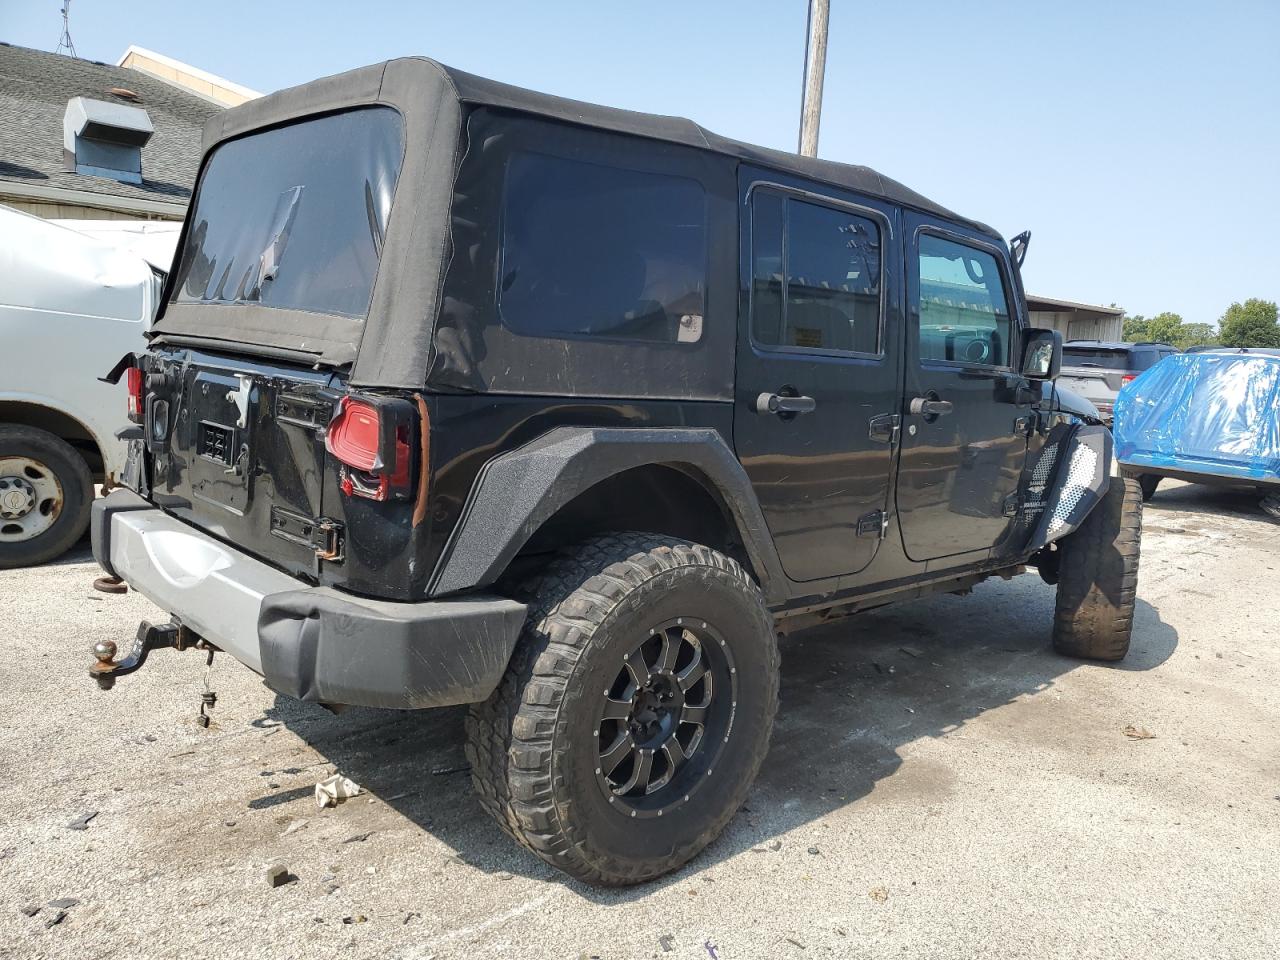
1, 480, 1277, 960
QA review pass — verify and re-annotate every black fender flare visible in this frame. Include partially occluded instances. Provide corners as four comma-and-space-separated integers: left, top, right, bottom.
1026, 423, 1113, 552
427, 426, 787, 604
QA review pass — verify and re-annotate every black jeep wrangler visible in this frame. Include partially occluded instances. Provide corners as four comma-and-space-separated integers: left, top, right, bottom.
91, 59, 1141, 886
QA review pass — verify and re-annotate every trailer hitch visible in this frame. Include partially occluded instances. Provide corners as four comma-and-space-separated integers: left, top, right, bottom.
90, 620, 199, 690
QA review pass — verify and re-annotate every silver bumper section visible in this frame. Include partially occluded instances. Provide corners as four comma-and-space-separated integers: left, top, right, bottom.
90, 491, 527, 708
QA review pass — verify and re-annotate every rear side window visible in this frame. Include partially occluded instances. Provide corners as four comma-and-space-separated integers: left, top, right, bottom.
1063, 347, 1131, 370
751, 191, 882, 354
499, 152, 708, 344
172, 107, 404, 319
917, 235, 1011, 366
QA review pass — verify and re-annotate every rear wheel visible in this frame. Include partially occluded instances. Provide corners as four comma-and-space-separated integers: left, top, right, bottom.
0, 426, 93, 569
1051, 477, 1142, 661
466, 532, 779, 885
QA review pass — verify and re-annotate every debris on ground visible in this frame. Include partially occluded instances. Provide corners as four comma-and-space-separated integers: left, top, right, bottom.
659, 934, 676, 953
342, 915, 368, 924
807, 846, 820, 856
494, 871, 514, 881
785, 937, 806, 950
20, 904, 41, 917
767, 839, 782, 851
48, 898, 79, 909
266, 864, 295, 888
869, 886, 889, 903
315, 774, 362, 809
900, 645, 924, 658
431, 763, 471, 776
45, 909, 68, 928
66, 811, 98, 831
1123, 725, 1157, 740
281, 819, 309, 837
343, 831, 373, 844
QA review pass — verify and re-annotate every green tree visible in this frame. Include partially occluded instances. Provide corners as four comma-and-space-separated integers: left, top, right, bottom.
1144, 312, 1184, 345
1174, 323, 1217, 350
1122, 314, 1148, 341
1218, 299, 1280, 348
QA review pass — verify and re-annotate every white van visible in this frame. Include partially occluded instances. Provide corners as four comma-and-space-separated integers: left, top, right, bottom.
0, 205, 157, 567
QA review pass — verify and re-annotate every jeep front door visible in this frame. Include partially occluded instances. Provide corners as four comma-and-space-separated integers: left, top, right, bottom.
896, 216, 1030, 560
733, 174, 901, 583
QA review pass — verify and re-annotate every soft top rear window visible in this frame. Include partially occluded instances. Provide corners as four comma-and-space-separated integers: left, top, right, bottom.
1063, 347, 1132, 370
172, 107, 403, 319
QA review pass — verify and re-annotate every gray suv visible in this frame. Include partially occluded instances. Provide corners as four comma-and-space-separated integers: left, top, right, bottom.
1059, 341, 1179, 421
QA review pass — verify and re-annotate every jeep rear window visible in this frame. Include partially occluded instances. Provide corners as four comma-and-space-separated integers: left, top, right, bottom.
1063, 347, 1132, 370
498, 152, 708, 344
171, 107, 403, 319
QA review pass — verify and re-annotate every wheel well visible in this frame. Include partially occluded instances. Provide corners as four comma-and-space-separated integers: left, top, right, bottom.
0, 402, 104, 481
508, 463, 757, 584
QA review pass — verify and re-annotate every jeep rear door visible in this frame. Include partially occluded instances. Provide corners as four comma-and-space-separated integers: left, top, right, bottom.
896, 215, 1031, 560
733, 171, 902, 583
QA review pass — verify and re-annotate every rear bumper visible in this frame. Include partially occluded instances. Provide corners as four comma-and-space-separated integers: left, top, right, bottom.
90, 491, 527, 708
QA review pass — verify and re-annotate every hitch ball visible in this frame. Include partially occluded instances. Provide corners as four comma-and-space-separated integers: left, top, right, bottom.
94, 640, 118, 664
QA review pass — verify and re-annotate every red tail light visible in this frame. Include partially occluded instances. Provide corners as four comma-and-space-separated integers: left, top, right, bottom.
1121, 374, 1137, 385
126, 366, 144, 422
326, 396, 415, 502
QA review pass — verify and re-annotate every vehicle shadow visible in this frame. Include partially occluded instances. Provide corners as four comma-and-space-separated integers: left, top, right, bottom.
265, 574, 1178, 903
1143, 480, 1275, 526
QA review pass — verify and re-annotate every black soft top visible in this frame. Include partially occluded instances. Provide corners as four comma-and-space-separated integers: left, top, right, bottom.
436, 61, 996, 237
157, 58, 1001, 388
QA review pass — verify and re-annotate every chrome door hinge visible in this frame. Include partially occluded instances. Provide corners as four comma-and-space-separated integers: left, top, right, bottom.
868, 413, 901, 445
857, 508, 889, 539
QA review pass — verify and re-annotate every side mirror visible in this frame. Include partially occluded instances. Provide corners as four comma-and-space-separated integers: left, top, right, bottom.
1021, 327, 1061, 381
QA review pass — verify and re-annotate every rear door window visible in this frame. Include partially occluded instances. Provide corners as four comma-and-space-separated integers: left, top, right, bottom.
751, 192, 882, 355
499, 152, 708, 344
172, 107, 404, 320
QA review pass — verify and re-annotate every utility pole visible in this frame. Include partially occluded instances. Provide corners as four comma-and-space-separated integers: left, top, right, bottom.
797, 0, 829, 157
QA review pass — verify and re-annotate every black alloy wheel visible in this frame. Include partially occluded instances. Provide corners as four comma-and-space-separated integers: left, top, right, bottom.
595, 618, 736, 818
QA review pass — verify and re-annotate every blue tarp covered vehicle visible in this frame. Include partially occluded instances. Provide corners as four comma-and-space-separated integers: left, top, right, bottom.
1114, 349, 1280, 516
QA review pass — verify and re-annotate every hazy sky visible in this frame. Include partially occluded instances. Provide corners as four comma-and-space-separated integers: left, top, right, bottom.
4, 0, 1277, 326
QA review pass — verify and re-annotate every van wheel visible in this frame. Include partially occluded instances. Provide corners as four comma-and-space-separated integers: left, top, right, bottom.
1120, 468, 1160, 502
466, 533, 779, 886
1051, 478, 1142, 661
0, 426, 93, 569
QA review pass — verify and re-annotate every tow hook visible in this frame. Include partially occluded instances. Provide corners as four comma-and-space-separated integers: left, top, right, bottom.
90, 620, 200, 691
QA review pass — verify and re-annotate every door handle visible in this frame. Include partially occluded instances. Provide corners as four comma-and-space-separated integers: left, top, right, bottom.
755, 392, 817, 416
909, 397, 953, 417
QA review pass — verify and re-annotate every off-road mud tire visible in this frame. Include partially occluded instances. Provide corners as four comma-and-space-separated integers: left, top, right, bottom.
1051, 477, 1142, 661
1120, 467, 1160, 502
466, 532, 779, 885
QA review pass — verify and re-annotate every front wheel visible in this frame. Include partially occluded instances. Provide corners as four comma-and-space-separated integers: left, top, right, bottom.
1260, 493, 1280, 524
1051, 477, 1142, 661
1120, 467, 1160, 502
466, 533, 779, 886
0, 426, 94, 569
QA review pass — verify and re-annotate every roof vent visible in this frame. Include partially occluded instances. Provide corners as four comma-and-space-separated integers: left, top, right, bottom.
63, 96, 154, 184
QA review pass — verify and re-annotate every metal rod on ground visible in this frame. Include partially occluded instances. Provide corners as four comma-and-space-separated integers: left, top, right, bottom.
798, 0, 830, 158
